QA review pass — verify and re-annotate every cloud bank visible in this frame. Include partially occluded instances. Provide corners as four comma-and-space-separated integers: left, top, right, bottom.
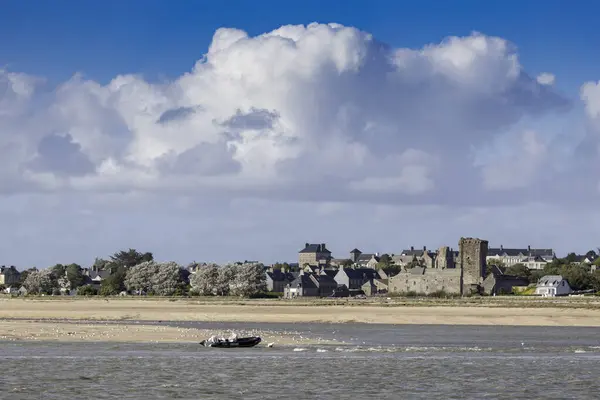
1, 23, 598, 266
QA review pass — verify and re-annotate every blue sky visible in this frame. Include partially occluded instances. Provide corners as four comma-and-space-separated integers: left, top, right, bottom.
2, 1, 600, 267
2, 0, 598, 93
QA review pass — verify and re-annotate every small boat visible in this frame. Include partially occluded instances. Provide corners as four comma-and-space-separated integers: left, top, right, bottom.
200, 335, 262, 348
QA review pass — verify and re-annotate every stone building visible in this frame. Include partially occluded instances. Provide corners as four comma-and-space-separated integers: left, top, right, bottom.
298, 243, 332, 267
434, 246, 455, 269
0, 266, 20, 286
392, 246, 437, 268
389, 237, 488, 296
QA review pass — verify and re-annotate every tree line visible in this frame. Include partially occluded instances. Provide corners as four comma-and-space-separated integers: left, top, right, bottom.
14, 249, 267, 297
487, 250, 600, 291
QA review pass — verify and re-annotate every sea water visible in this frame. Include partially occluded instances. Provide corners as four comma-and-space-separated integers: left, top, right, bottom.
1, 323, 599, 399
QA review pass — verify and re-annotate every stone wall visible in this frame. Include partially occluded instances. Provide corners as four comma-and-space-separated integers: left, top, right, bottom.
389, 268, 462, 295
298, 253, 318, 267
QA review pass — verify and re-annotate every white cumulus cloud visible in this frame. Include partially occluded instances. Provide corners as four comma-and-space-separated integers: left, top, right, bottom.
0, 23, 598, 266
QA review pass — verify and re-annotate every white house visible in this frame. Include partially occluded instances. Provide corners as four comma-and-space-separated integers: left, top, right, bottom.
535, 275, 572, 297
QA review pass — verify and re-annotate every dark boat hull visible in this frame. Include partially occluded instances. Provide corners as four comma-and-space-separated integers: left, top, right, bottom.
201, 336, 262, 348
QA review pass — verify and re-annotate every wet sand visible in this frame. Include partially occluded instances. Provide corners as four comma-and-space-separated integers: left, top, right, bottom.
0, 319, 341, 345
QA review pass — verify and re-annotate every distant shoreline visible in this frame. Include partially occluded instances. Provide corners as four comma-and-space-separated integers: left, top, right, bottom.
1, 297, 600, 327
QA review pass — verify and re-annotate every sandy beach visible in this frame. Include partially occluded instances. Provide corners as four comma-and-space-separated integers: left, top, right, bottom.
0, 297, 600, 339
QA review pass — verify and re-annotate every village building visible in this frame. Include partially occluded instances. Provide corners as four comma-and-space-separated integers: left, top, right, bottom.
482, 273, 530, 295
349, 249, 380, 268
361, 278, 389, 296
334, 268, 380, 291
266, 270, 296, 293
0, 266, 20, 286
487, 245, 555, 268
535, 275, 572, 297
284, 271, 337, 298
298, 243, 332, 268
571, 254, 598, 265
389, 239, 488, 296
391, 246, 439, 268
82, 268, 111, 290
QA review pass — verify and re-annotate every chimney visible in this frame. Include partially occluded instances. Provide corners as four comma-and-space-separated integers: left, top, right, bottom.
423, 246, 426, 251
305, 243, 309, 248
410, 246, 414, 251
528, 245, 531, 252
500, 245, 503, 250
321, 243, 326, 251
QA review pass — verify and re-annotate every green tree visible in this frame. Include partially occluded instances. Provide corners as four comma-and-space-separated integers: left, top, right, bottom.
591, 270, 600, 291
49, 264, 66, 278
585, 250, 598, 259
93, 257, 111, 271
376, 254, 392, 267
543, 259, 564, 275
110, 249, 153, 269
529, 269, 546, 284
565, 253, 578, 263
487, 258, 506, 268
505, 263, 531, 279
560, 264, 592, 291
485, 258, 506, 277
66, 264, 84, 288
272, 262, 293, 271
593, 257, 600, 268
100, 266, 126, 296
78, 284, 98, 296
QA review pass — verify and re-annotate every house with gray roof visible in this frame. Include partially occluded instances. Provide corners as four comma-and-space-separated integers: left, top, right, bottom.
266, 270, 296, 293
348, 249, 380, 268
284, 272, 337, 298
0, 266, 20, 286
487, 245, 555, 268
535, 275, 571, 297
334, 268, 380, 290
398, 247, 436, 268
83, 269, 111, 290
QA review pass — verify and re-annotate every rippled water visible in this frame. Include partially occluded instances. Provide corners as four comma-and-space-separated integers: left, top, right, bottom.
2, 323, 600, 399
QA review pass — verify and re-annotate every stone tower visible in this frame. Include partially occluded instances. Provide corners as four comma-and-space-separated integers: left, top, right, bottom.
458, 237, 488, 294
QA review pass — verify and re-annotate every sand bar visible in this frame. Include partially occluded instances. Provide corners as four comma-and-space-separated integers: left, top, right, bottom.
0, 320, 340, 345
1, 297, 600, 326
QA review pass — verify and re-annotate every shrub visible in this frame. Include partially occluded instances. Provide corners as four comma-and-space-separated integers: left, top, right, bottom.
427, 290, 448, 298
78, 285, 98, 296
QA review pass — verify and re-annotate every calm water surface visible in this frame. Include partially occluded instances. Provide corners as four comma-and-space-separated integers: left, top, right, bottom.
1, 323, 600, 399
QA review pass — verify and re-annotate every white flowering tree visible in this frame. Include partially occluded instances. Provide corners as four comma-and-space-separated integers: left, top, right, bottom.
124, 261, 155, 294
231, 263, 267, 297
189, 263, 220, 295
151, 261, 181, 296
22, 269, 54, 295
125, 261, 182, 296
216, 264, 238, 296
